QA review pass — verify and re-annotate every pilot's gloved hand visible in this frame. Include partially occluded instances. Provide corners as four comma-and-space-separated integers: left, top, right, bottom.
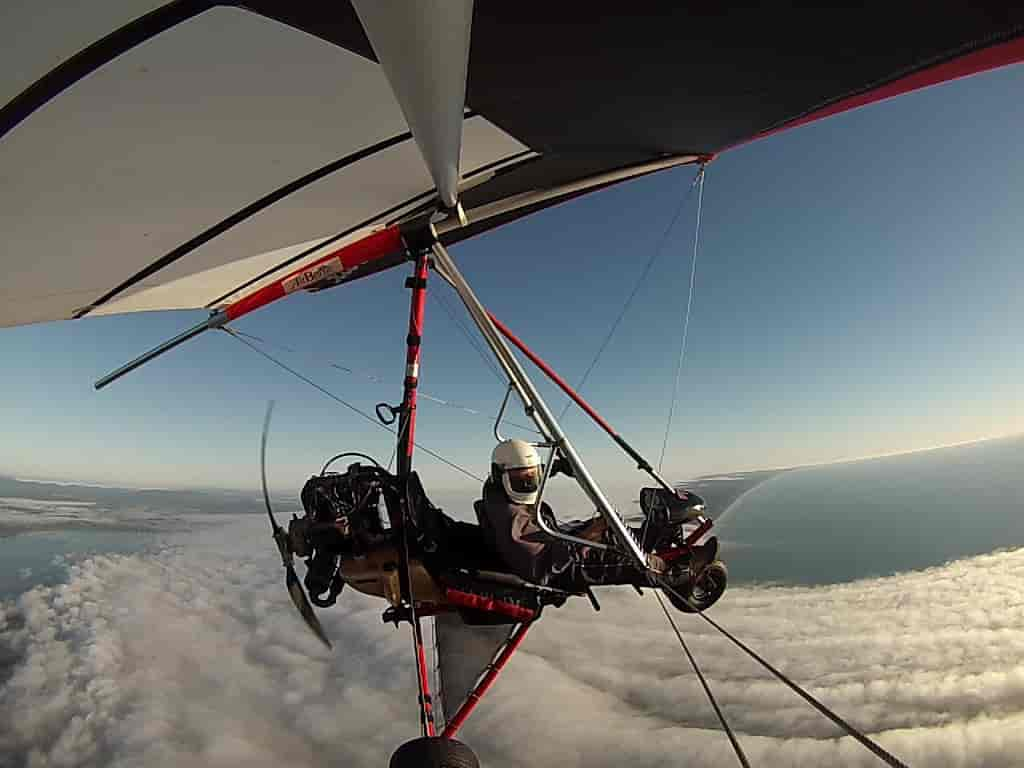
551, 456, 575, 478
646, 553, 667, 574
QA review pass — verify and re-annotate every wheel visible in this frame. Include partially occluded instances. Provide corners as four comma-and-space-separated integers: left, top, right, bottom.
664, 560, 728, 614
389, 737, 480, 768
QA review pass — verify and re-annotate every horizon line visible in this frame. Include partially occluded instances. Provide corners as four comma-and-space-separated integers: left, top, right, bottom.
701, 429, 1023, 479
3, 430, 1020, 495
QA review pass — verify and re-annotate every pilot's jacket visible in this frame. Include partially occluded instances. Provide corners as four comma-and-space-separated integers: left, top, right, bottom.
479, 480, 572, 585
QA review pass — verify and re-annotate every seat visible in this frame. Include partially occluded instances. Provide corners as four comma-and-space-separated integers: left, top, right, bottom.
401, 473, 499, 573
472, 499, 574, 586
474, 498, 562, 552
393, 477, 565, 622
404, 470, 444, 547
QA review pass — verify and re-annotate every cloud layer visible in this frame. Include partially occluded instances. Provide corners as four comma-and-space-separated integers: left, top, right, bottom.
2, 515, 1023, 767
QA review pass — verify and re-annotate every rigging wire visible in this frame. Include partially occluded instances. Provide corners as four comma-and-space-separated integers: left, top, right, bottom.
232, 329, 384, 381
430, 288, 505, 384
644, 166, 905, 768
223, 328, 483, 483
638, 167, 751, 767
431, 285, 564, 441
658, 166, 706, 473
229, 328, 540, 436
657, 579, 909, 768
653, 591, 750, 767
557, 168, 703, 422
428, 286, 554, 435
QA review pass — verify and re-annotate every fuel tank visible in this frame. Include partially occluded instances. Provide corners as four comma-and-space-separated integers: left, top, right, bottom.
340, 544, 444, 606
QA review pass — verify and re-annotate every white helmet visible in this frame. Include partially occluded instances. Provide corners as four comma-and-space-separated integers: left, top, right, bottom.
491, 439, 541, 505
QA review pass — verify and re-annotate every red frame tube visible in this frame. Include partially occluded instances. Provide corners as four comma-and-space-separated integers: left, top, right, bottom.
443, 588, 538, 623
394, 249, 436, 737
684, 517, 714, 546
415, 636, 437, 737
488, 311, 712, 533
396, 251, 429, 478
488, 312, 617, 436
442, 622, 533, 739
657, 517, 715, 563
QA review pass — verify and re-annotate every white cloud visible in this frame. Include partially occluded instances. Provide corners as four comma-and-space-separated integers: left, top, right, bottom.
1, 516, 1023, 767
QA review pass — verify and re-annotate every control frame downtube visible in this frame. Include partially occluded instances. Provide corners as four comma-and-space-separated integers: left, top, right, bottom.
396, 250, 430, 479
430, 240, 647, 568
394, 247, 436, 738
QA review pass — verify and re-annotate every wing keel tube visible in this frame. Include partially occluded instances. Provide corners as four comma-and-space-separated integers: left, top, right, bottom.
94, 226, 404, 390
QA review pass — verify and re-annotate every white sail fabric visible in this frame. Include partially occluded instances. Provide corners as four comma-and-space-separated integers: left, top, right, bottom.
11, 3, 997, 330
0, 3, 727, 331
0, 5, 519, 327
352, 0, 473, 209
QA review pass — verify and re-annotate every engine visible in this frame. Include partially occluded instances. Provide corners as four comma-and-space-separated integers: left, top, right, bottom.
288, 461, 395, 606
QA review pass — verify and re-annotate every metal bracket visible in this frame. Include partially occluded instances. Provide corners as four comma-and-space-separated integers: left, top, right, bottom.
383, 605, 412, 626
532, 444, 610, 551
492, 384, 514, 442
376, 402, 401, 425
397, 214, 439, 255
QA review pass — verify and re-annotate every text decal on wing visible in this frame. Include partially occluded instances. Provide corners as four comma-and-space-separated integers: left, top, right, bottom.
282, 257, 355, 294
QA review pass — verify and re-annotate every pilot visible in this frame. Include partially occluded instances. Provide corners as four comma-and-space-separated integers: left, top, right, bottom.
478, 438, 660, 586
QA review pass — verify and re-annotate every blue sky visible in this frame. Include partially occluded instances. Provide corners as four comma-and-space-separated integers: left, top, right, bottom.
2, 63, 1022, 495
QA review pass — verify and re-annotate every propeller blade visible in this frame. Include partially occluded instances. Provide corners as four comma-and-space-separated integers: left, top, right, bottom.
260, 400, 279, 532
286, 564, 332, 649
261, 400, 332, 649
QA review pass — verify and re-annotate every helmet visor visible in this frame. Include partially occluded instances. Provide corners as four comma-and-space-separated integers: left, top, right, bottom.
506, 466, 540, 495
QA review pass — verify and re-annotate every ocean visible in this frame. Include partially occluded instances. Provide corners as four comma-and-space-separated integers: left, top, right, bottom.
718, 434, 1024, 586
0, 529, 152, 599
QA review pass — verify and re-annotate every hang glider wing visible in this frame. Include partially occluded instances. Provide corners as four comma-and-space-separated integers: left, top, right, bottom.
2, 3, 1022, 329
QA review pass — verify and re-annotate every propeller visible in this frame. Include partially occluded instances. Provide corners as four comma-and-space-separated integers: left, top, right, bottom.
261, 401, 332, 649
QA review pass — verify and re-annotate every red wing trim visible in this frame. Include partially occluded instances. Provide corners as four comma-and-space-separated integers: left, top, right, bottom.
733, 33, 1024, 154
223, 226, 402, 321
